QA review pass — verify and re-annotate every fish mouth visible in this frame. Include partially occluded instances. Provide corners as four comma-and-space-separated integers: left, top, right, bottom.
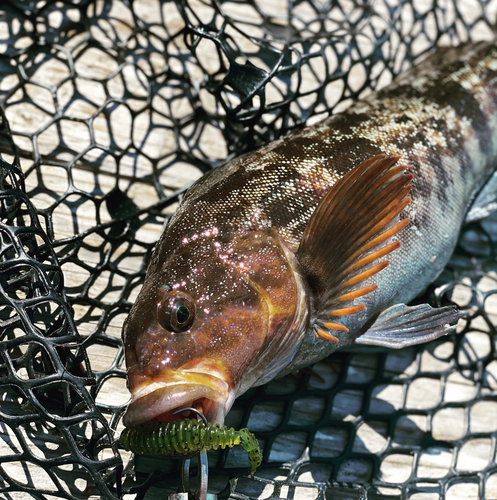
122, 368, 232, 427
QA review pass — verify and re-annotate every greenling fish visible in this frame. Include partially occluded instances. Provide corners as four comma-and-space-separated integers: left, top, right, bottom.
122, 41, 497, 427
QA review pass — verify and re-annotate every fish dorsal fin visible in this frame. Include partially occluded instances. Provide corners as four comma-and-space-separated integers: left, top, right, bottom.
296, 153, 412, 341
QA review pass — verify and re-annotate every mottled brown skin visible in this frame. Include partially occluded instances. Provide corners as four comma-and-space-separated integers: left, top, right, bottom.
123, 41, 497, 426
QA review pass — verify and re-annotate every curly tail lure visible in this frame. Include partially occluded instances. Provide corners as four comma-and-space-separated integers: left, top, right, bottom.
119, 419, 262, 475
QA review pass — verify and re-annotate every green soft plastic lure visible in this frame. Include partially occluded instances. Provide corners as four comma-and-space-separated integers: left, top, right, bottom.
119, 419, 262, 475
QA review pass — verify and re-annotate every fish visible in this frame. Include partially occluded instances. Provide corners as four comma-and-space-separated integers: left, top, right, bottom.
122, 40, 497, 427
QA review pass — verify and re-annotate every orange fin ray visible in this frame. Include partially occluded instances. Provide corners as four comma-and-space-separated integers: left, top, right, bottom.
323, 175, 411, 259
315, 329, 339, 342
339, 261, 390, 290
323, 322, 349, 332
361, 218, 411, 255
336, 284, 378, 303
296, 154, 412, 342
348, 242, 400, 274
333, 195, 411, 278
329, 304, 366, 316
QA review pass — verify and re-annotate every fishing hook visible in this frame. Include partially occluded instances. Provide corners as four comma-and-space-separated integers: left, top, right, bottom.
167, 407, 216, 500
172, 406, 209, 426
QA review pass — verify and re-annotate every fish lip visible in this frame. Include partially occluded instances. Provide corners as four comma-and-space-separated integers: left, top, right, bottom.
122, 370, 230, 427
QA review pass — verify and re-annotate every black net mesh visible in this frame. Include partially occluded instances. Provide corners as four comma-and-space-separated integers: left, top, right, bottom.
0, 113, 122, 498
0, 0, 496, 499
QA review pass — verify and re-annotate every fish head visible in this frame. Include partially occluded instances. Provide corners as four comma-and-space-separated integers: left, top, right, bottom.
122, 227, 308, 426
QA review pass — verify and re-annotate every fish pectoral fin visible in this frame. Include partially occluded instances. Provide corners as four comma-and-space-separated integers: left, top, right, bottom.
354, 303, 461, 349
466, 169, 497, 223
296, 153, 412, 338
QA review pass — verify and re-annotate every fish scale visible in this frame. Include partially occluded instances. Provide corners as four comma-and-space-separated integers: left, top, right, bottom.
122, 40, 497, 428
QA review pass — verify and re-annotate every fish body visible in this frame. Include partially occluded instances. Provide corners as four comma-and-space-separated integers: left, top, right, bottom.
123, 41, 497, 427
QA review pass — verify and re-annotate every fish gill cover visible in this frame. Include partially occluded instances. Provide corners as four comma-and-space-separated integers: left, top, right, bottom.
0, 0, 496, 499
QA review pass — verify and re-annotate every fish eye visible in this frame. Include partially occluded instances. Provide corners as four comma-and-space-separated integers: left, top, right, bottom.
158, 292, 196, 333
